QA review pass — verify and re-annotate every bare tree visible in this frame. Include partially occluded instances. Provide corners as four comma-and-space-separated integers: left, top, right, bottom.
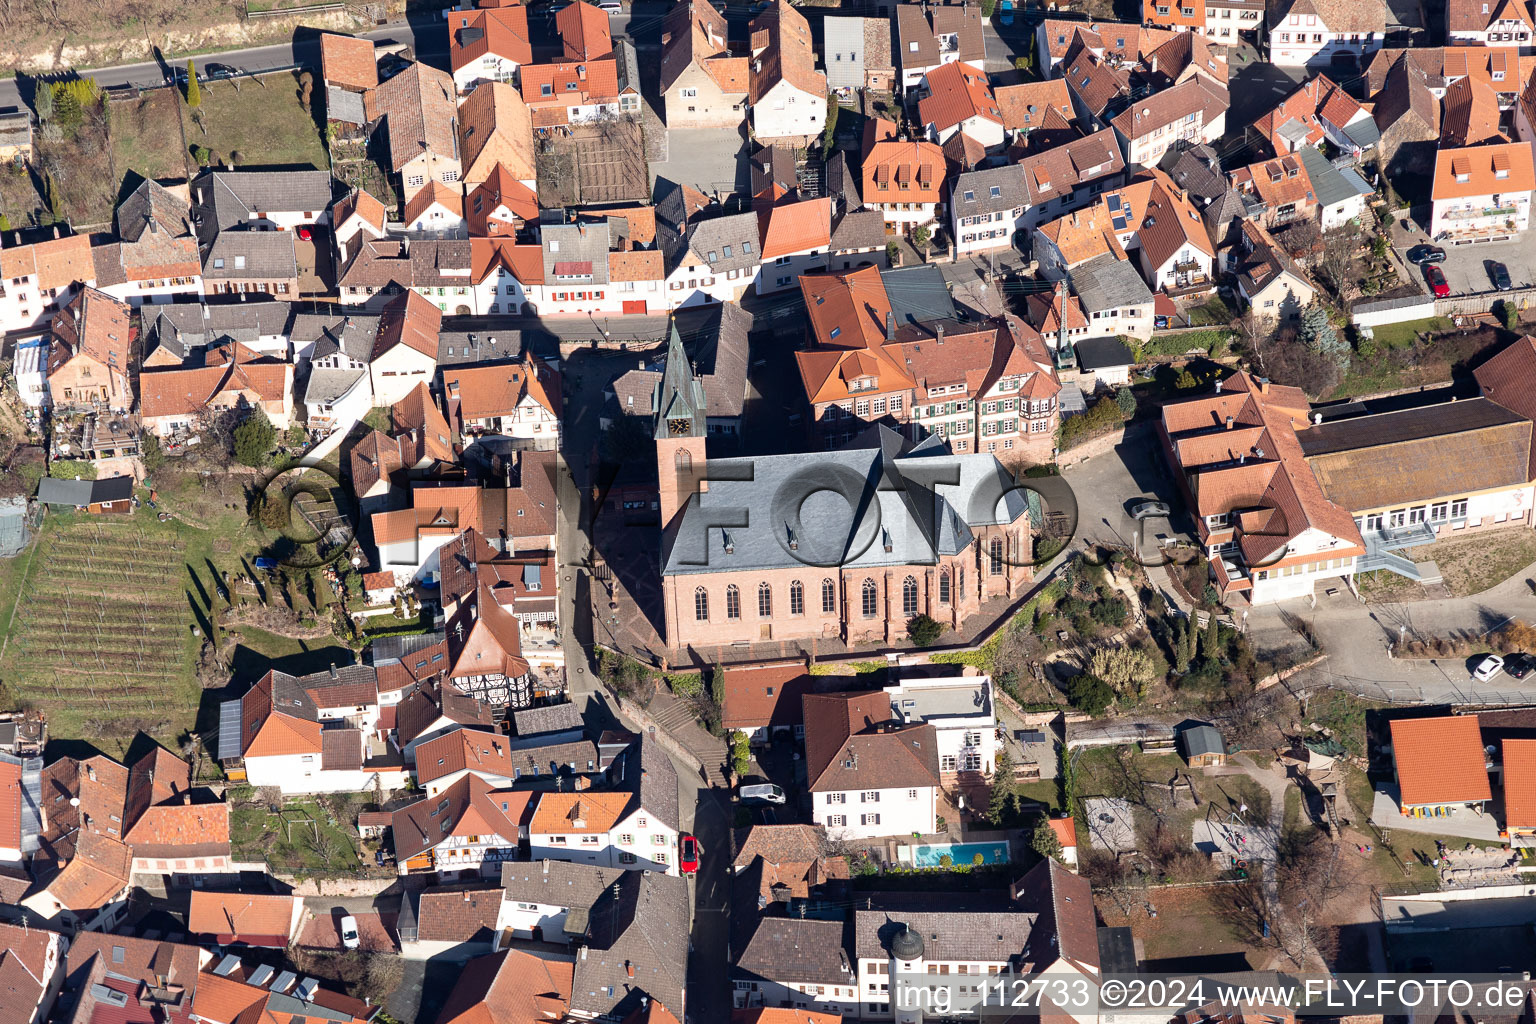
1318, 229, 1357, 301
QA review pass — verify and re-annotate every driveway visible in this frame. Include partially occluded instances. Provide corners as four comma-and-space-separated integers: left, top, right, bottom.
1059, 420, 1187, 556
1428, 237, 1536, 297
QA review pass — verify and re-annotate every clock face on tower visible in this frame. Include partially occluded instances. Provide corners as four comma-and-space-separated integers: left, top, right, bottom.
668, 418, 692, 437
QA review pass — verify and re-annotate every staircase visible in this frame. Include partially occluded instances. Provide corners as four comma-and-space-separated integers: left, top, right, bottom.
1357, 547, 1423, 579
642, 688, 729, 787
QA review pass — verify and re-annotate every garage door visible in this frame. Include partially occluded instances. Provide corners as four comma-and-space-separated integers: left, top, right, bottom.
622, 300, 648, 314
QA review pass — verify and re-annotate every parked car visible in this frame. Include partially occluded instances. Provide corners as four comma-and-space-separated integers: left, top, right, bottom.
340, 916, 360, 950
1472, 654, 1505, 682
1506, 652, 1534, 679
1407, 245, 1446, 265
740, 783, 786, 805
680, 834, 701, 874
596, 0, 621, 10
203, 63, 238, 80
1130, 499, 1171, 520
1425, 264, 1450, 298
999, 0, 1014, 23
297, 226, 313, 241
1490, 261, 1513, 291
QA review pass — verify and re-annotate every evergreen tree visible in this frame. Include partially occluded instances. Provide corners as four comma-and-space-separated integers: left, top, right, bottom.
1172, 619, 1190, 673
1203, 609, 1221, 662
989, 747, 1016, 825
186, 62, 201, 108
822, 94, 839, 151
1031, 816, 1063, 860
1299, 302, 1348, 366
233, 410, 275, 467
33, 81, 52, 123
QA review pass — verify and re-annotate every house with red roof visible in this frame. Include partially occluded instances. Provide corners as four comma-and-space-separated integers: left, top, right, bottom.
436, 949, 572, 1024
756, 197, 832, 294
370, 288, 443, 407
661, 0, 749, 129
391, 775, 534, 876
138, 342, 294, 438
466, 165, 540, 239
1389, 715, 1491, 816
0, 922, 65, 1024
332, 188, 389, 252
187, 891, 305, 948
861, 137, 947, 227
449, 0, 532, 95
803, 690, 940, 841
442, 355, 561, 445
748, 0, 828, 142
403, 181, 467, 240
917, 61, 1005, 151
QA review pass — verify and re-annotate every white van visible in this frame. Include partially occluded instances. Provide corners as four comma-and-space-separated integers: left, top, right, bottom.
740, 783, 786, 805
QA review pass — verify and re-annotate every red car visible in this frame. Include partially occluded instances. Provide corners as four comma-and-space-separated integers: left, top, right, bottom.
297, 226, 313, 241
1425, 264, 1450, 298
680, 834, 701, 874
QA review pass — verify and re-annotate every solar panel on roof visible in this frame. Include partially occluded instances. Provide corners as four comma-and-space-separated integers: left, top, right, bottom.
1111, 215, 1127, 230
1107, 194, 1121, 210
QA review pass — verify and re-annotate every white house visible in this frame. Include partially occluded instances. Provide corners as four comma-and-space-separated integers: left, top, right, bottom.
403, 181, 468, 239
1296, 146, 1374, 229
1430, 142, 1535, 243
1447, 0, 1533, 48
661, 211, 763, 307
525, 734, 681, 876
733, 918, 860, 1019
369, 290, 442, 407
1268, 0, 1387, 67
1109, 76, 1228, 171
442, 356, 561, 445
803, 690, 940, 842
391, 775, 532, 877
757, 198, 832, 294
884, 663, 997, 776
0, 233, 96, 336
747, 0, 828, 142
952, 164, 1027, 255
917, 61, 1006, 151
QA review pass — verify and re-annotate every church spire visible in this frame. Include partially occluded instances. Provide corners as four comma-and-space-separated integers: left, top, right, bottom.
653, 319, 708, 441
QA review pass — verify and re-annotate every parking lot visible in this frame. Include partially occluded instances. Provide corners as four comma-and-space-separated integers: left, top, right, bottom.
1407, 237, 1536, 297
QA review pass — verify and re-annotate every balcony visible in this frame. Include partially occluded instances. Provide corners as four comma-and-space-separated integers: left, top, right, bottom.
1440, 206, 1520, 222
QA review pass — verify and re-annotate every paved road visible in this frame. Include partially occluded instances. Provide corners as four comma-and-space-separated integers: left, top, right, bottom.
1252, 557, 1536, 704
0, 9, 636, 112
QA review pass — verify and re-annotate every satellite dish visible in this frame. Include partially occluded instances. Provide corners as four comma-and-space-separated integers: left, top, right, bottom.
69, 798, 80, 807
351, 555, 363, 567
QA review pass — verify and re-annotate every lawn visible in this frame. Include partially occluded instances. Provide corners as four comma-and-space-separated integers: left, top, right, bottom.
182, 70, 329, 170
1357, 529, 1536, 600
110, 89, 189, 182
1360, 316, 1453, 351
230, 791, 367, 874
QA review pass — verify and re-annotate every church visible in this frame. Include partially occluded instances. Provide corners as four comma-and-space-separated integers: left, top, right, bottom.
648, 327, 1036, 652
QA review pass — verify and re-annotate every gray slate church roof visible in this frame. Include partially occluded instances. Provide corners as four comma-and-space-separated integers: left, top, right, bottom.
662, 426, 1029, 575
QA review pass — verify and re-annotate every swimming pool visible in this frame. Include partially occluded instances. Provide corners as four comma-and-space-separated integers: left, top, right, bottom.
907, 841, 1010, 868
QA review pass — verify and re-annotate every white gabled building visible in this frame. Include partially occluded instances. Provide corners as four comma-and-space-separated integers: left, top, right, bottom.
747, 0, 829, 143
1267, 0, 1387, 67
804, 690, 940, 842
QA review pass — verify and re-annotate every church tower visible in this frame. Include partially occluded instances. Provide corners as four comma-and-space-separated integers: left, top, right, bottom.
653, 322, 708, 530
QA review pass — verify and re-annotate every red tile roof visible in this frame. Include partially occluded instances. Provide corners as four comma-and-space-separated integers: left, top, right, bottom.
1503, 738, 1536, 829
187, 891, 300, 946
758, 197, 831, 258
1434, 141, 1536, 200
320, 33, 379, 91
557, 0, 613, 60
918, 61, 1002, 134
449, 4, 533, 74
1390, 715, 1492, 806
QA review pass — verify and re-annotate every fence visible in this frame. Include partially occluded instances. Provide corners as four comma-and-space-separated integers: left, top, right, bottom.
245, 0, 344, 17
1435, 285, 1536, 317
1350, 293, 1437, 329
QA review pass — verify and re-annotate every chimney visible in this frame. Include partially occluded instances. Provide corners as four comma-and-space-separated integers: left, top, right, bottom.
1224, 415, 1234, 430
1259, 379, 1269, 394
886, 311, 896, 340
625, 961, 635, 979
329, 663, 338, 680
936, 323, 945, 344
1150, 54, 1158, 76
